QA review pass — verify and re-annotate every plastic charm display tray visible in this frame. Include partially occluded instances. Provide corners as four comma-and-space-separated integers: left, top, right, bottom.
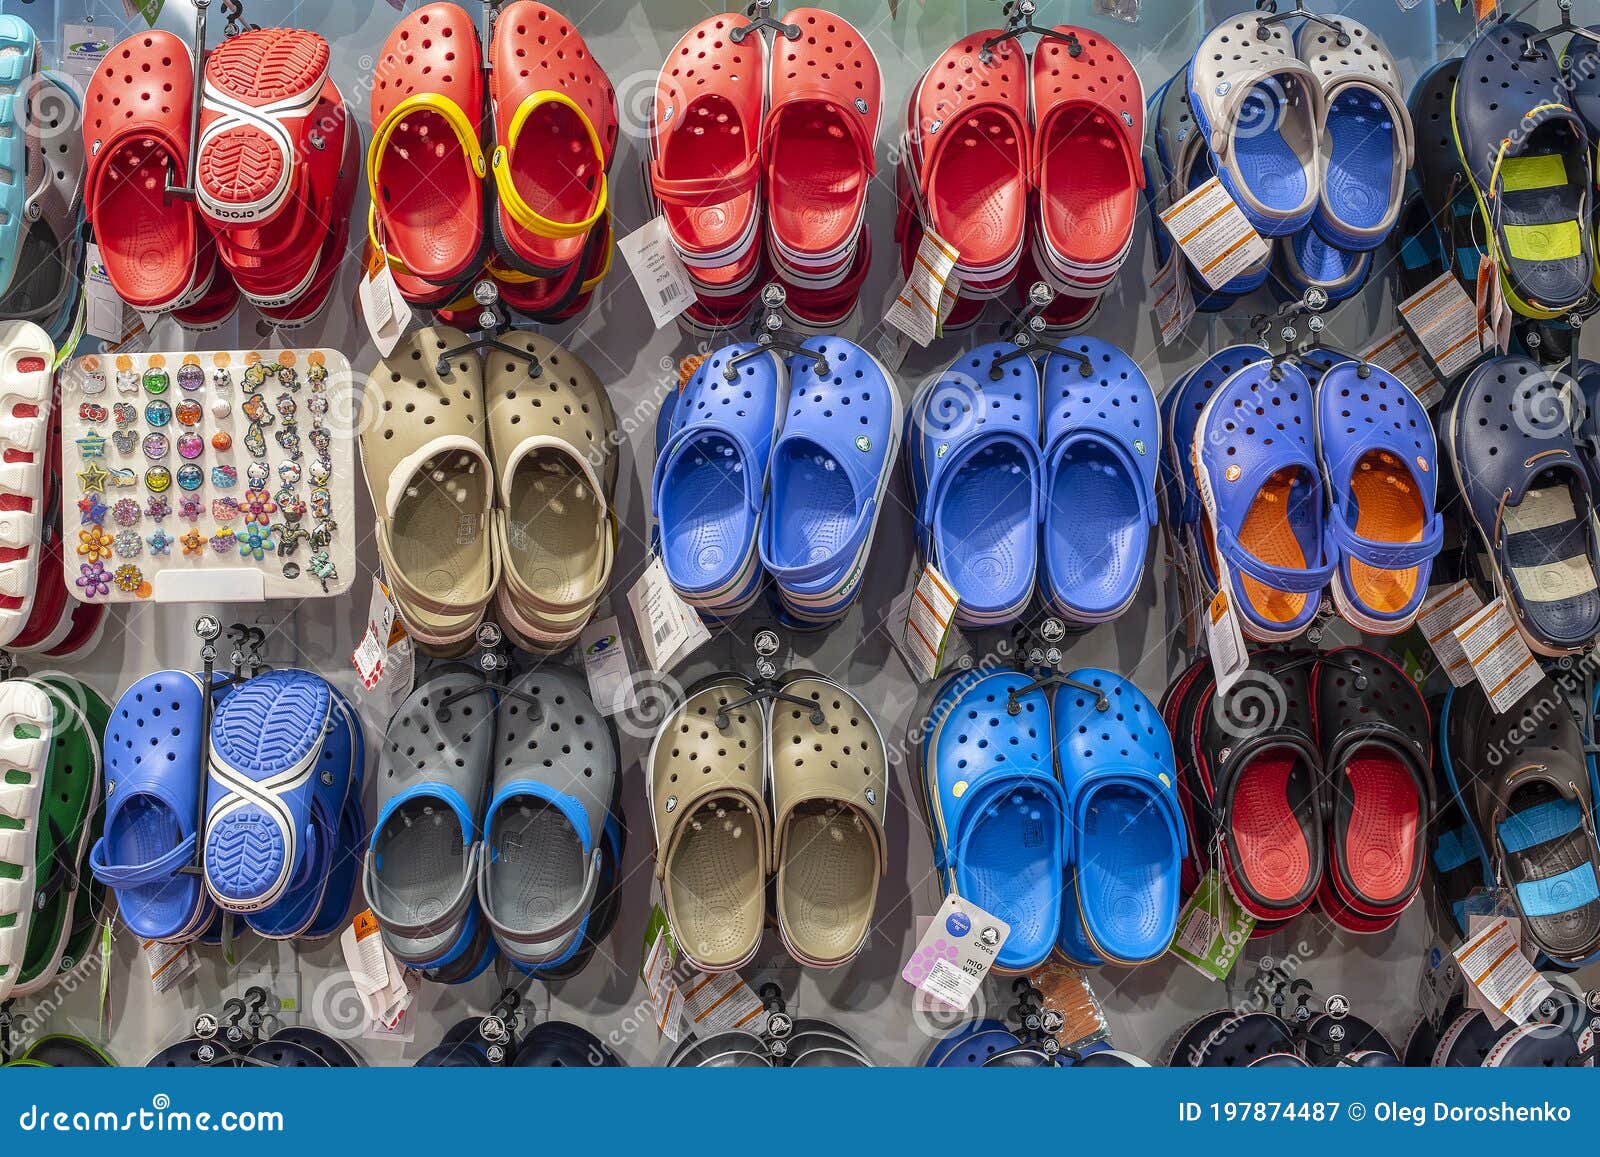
58, 348, 356, 603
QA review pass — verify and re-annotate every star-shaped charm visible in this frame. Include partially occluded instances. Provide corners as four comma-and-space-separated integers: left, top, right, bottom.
75, 431, 107, 459
147, 529, 174, 556
78, 462, 111, 493
180, 529, 205, 556
77, 494, 108, 525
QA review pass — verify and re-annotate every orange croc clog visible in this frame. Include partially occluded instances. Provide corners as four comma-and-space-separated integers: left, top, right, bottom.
368, 3, 488, 286
488, 1, 617, 277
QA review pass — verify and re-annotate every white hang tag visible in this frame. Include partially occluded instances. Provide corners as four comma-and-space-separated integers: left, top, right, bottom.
1203, 574, 1250, 698
1418, 580, 1485, 687
627, 555, 711, 673
359, 244, 414, 358
1157, 176, 1270, 291
891, 563, 962, 683
62, 23, 112, 83
1454, 915, 1553, 1026
1452, 596, 1543, 712
1150, 252, 1195, 347
1361, 326, 1445, 409
901, 894, 1009, 1011
579, 614, 638, 717
84, 244, 138, 344
618, 216, 696, 328
1399, 271, 1493, 380
885, 228, 960, 348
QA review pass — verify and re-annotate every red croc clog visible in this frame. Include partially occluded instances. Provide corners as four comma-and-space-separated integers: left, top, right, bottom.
1030, 27, 1143, 281
196, 28, 330, 227
488, 1, 617, 277
650, 13, 766, 273
83, 30, 205, 312
762, 8, 880, 271
368, 3, 488, 286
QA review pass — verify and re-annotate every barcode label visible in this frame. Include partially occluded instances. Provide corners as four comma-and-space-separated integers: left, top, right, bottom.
658, 281, 686, 307
617, 216, 696, 328
652, 618, 672, 646
1175, 905, 1216, 959
921, 958, 979, 1010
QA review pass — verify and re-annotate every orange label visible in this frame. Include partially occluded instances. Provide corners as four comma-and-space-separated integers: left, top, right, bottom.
353, 909, 380, 940
1209, 591, 1229, 624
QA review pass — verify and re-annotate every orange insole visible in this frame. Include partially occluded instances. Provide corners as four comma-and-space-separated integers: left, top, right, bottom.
767, 106, 866, 255
660, 98, 759, 254
1338, 751, 1418, 906
1346, 450, 1424, 613
1230, 754, 1311, 904
929, 111, 1025, 267
377, 109, 483, 281
1039, 116, 1135, 266
1238, 467, 1309, 626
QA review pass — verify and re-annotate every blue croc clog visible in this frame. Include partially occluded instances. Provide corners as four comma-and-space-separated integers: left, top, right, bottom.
652, 343, 785, 618
1162, 345, 1271, 597
204, 668, 331, 913
90, 672, 220, 943
1039, 340, 1159, 624
1315, 359, 1443, 633
906, 342, 1041, 627
920, 668, 1065, 972
759, 337, 902, 626
925, 1020, 1025, 1068
1193, 359, 1335, 641
1454, 21, 1595, 319
1055, 669, 1185, 965
246, 688, 360, 940
1446, 355, 1600, 655
1293, 16, 1411, 252
1187, 13, 1324, 237
1273, 225, 1370, 304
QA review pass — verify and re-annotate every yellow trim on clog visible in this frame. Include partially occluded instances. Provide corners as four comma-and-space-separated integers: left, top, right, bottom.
490, 90, 608, 241
366, 92, 487, 275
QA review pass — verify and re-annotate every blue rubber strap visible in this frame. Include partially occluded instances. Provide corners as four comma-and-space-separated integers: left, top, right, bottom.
1516, 863, 1600, 918
1433, 825, 1476, 874
1216, 523, 1337, 593
762, 499, 875, 585
89, 834, 196, 888
1497, 797, 1583, 854
1329, 510, 1444, 571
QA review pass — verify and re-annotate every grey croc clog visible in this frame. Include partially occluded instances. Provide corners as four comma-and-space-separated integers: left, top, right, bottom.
363, 669, 496, 969
476, 664, 618, 968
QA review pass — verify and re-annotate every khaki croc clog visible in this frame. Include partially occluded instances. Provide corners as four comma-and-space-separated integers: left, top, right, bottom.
769, 674, 887, 968
360, 327, 499, 645
647, 675, 770, 972
484, 331, 617, 643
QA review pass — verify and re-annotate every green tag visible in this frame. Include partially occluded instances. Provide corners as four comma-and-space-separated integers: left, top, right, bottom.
1168, 870, 1255, 981
132, 0, 166, 28
98, 917, 113, 1035
639, 903, 675, 983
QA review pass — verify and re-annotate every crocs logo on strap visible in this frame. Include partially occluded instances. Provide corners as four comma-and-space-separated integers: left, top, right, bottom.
854, 98, 870, 115
664, 795, 677, 814
1215, 81, 1231, 97
855, 435, 872, 452
1120, 111, 1134, 128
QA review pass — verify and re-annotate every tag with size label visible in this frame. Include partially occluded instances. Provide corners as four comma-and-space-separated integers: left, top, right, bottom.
1169, 870, 1255, 981
358, 245, 414, 358
1417, 939, 1463, 1029
1454, 915, 1553, 1026
340, 909, 416, 1030
1204, 583, 1250, 698
353, 578, 415, 725
579, 614, 638, 717
627, 555, 711, 673
901, 894, 1009, 1011
1150, 253, 1195, 346
142, 938, 198, 995
1475, 256, 1513, 356
895, 564, 960, 683
885, 229, 961, 348
1418, 580, 1485, 687
617, 216, 696, 328
1452, 596, 1543, 712
1399, 272, 1493, 380
1158, 177, 1270, 291
1361, 326, 1444, 408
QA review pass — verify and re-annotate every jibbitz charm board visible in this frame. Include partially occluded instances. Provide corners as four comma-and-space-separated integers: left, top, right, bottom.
59, 349, 356, 603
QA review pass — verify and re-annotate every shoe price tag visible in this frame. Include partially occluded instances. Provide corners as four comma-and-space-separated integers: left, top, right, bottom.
83, 243, 138, 344
62, 23, 112, 83
1417, 939, 1463, 1029
340, 909, 417, 1030
901, 894, 1009, 1012
1475, 257, 1513, 357
1361, 326, 1444, 409
358, 243, 414, 358
1398, 271, 1493, 381
1454, 915, 1553, 1026
885, 229, 961, 348
1418, 580, 1485, 687
642, 920, 684, 1043
1452, 595, 1544, 712
353, 577, 415, 722
141, 937, 199, 996
579, 614, 638, 717
892, 564, 962, 684
1169, 869, 1255, 981
1157, 176, 1270, 291
1150, 253, 1195, 347
617, 216, 696, 329
627, 555, 711, 673
1203, 580, 1250, 698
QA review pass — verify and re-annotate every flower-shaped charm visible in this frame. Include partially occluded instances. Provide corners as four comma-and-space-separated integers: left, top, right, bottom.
180, 529, 205, 556
76, 561, 112, 598
238, 523, 274, 562
112, 498, 141, 527
242, 488, 278, 526
113, 529, 142, 558
113, 564, 143, 592
77, 526, 114, 562
147, 529, 174, 556
179, 495, 204, 522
